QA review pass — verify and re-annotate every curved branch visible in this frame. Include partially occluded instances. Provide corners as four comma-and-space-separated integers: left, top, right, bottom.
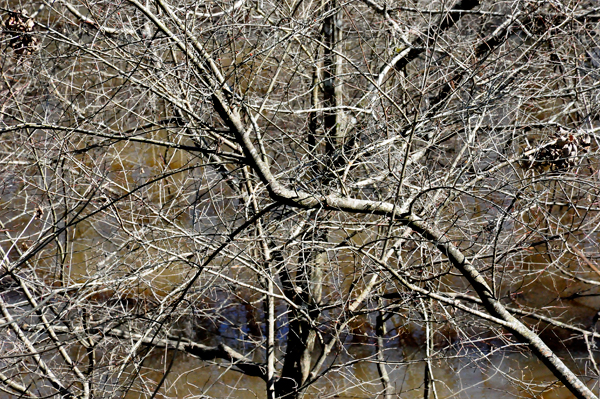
213, 73, 597, 399
405, 215, 596, 399
126, 3, 597, 396
49, 326, 268, 380
54, 0, 137, 35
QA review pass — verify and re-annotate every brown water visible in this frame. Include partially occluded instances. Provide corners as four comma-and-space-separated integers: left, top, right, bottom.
122, 346, 598, 398
2, 148, 599, 399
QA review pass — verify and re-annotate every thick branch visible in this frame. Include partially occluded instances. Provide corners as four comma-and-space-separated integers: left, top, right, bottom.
52, 326, 268, 380
131, 3, 597, 396
405, 215, 596, 399
214, 84, 597, 399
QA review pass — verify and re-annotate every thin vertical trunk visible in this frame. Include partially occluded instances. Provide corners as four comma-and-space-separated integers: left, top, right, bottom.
276, 1, 343, 397
308, 38, 321, 178
376, 300, 393, 399
420, 297, 438, 399
242, 168, 276, 399
266, 273, 276, 399
322, 0, 344, 168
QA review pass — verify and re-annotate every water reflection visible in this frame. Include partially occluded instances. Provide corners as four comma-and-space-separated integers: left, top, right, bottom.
122, 346, 598, 399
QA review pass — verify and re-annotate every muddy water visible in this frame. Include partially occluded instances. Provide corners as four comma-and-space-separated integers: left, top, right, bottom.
2, 140, 599, 398
125, 347, 598, 398
2, 152, 600, 399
